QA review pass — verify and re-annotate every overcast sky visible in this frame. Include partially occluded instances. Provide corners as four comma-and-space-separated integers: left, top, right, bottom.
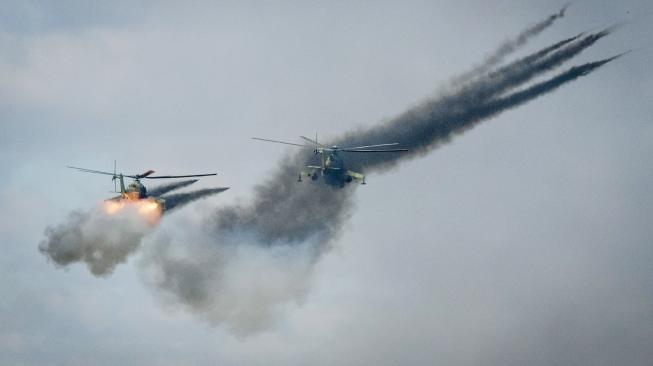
1, 0, 652, 365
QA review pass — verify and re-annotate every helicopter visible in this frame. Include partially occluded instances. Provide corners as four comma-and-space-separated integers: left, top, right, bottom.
67, 162, 221, 216
252, 134, 407, 187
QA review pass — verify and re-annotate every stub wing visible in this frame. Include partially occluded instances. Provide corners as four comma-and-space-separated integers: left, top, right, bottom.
298, 166, 322, 181
301, 166, 321, 176
345, 170, 365, 182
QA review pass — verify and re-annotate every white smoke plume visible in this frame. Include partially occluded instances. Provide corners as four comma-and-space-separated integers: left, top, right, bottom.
39, 204, 154, 276
40, 186, 228, 276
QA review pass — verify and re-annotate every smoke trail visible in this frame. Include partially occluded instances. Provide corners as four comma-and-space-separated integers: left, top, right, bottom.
39, 188, 229, 276
140, 21, 621, 334
335, 30, 613, 172
141, 220, 322, 337
162, 187, 229, 212
451, 4, 568, 86
147, 179, 198, 197
343, 55, 620, 175
482, 54, 625, 116
36, 9, 619, 335
39, 205, 153, 276
140, 158, 355, 335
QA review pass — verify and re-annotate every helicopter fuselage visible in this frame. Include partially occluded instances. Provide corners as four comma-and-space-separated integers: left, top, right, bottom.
323, 152, 352, 184
251, 135, 405, 186
67, 164, 217, 210
303, 149, 358, 187
109, 178, 165, 211
123, 180, 148, 200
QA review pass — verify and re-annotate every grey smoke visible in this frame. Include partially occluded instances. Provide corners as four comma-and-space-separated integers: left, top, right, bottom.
162, 187, 230, 212
451, 4, 568, 86
40, 183, 228, 276
336, 29, 614, 173
141, 157, 355, 336
140, 16, 622, 335
480, 54, 626, 118
147, 179, 198, 197
39, 205, 152, 276
141, 221, 322, 337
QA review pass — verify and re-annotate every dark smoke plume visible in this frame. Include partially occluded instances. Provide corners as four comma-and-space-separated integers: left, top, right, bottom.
147, 179, 198, 197
451, 4, 568, 85
140, 16, 622, 335
335, 29, 614, 172
162, 187, 230, 212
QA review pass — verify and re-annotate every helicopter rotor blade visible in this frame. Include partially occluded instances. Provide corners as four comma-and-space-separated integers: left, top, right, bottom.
341, 143, 400, 150
136, 169, 156, 178
299, 135, 326, 148
252, 137, 308, 147
340, 148, 408, 153
69, 166, 216, 180
143, 173, 218, 179
67, 166, 117, 177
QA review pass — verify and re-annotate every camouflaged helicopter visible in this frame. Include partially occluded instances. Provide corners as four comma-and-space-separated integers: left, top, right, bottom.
67, 162, 222, 213
252, 135, 407, 187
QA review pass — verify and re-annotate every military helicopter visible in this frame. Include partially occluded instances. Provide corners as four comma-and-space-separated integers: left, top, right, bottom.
67, 162, 220, 214
252, 134, 407, 187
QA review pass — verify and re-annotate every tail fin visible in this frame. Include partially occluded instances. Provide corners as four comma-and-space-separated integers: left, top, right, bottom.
113, 160, 117, 192
317, 132, 326, 171
119, 174, 126, 194
111, 161, 126, 194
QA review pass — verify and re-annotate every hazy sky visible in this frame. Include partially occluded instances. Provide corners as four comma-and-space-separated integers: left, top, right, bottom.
1, 1, 652, 365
